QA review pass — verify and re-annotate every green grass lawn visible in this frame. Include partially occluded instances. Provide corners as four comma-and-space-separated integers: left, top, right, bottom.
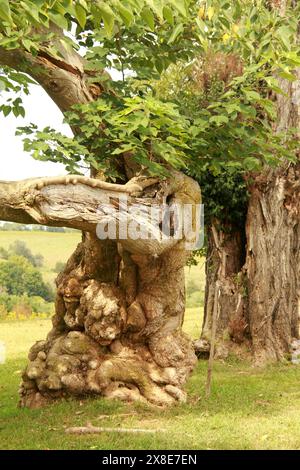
2, 314, 300, 450
2, 233, 299, 450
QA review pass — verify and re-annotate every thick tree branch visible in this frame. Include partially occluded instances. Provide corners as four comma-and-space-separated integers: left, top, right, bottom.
0, 46, 94, 113
0, 173, 200, 255
0, 25, 106, 114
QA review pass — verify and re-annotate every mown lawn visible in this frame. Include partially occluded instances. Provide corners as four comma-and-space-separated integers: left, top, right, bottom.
2, 313, 300, 450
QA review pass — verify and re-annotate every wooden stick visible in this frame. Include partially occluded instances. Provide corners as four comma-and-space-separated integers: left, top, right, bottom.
206, 282, 220, 398
96, 413, 136, 420
65, 425, 166, 435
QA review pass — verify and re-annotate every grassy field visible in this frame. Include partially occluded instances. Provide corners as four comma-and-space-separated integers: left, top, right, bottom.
4, 232, 298, 450
2, 315, 300, 449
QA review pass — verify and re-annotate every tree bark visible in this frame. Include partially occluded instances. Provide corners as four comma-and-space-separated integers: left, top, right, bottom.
198, 221, 248, 358
243, 0, 300, 363
245, 166, 300, 362
200, 115, 300, 364
0, 27, 97, 112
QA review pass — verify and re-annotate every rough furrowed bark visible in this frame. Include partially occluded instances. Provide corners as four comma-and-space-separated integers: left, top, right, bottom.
14, 172, 200, 408
244, 166, 300, 363
243, 7, 300, 362
199, 170, 300, 366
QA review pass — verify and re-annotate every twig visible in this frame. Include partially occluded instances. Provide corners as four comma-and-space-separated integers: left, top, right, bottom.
65, 425, 166, 435
96, 413, 137, 420
206, 281, 220, 398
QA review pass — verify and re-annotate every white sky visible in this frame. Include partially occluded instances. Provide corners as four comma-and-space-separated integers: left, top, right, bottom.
0, 67, 123, 181
0, 85, 70, 181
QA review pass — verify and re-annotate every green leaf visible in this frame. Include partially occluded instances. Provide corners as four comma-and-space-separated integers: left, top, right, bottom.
278, 69, 297, 82
111, 144, 135, 155
19, 107, 25, 118
167, 23, 184, 44
243, 157, 261, 171
163, 5, 173, 25
0, 0, 12, 24
285, 52, 300, 67
209, 115, 229, 125
1, 105, 11, 117
265, 77, 286, 95
145, 0, 163, 19
155, 57, 164, 74
141, 7, 155, 31
96, 1, 115, 35
168, 0, 187, 17
21, 38, 33, 52
48, 11, 69, 30
75, 3, 87, 29
277, 25, 292, 50
243, 90, 261, 101
114, 1, 134, 27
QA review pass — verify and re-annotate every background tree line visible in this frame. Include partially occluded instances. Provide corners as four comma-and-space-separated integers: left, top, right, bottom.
0, 239, 55, 319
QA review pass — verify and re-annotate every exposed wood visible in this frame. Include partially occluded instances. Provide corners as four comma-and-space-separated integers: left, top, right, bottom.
18, 171, 200, 408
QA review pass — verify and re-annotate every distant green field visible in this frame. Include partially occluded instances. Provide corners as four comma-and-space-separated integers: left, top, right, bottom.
0, 231, 81, 270
0, 231, 81, 287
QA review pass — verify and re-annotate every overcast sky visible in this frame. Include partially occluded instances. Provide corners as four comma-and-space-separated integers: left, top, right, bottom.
0, 85, 71, 181
0, 66, 124, 181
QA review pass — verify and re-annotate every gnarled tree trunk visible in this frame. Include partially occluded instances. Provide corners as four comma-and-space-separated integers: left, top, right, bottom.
21, 234, 197, 407
245, 166, 300, 362
0, 172, 200, 407
243, 66, 300, 363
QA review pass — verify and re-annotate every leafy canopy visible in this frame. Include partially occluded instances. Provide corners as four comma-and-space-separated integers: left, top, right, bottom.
0, 1, 299, 179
